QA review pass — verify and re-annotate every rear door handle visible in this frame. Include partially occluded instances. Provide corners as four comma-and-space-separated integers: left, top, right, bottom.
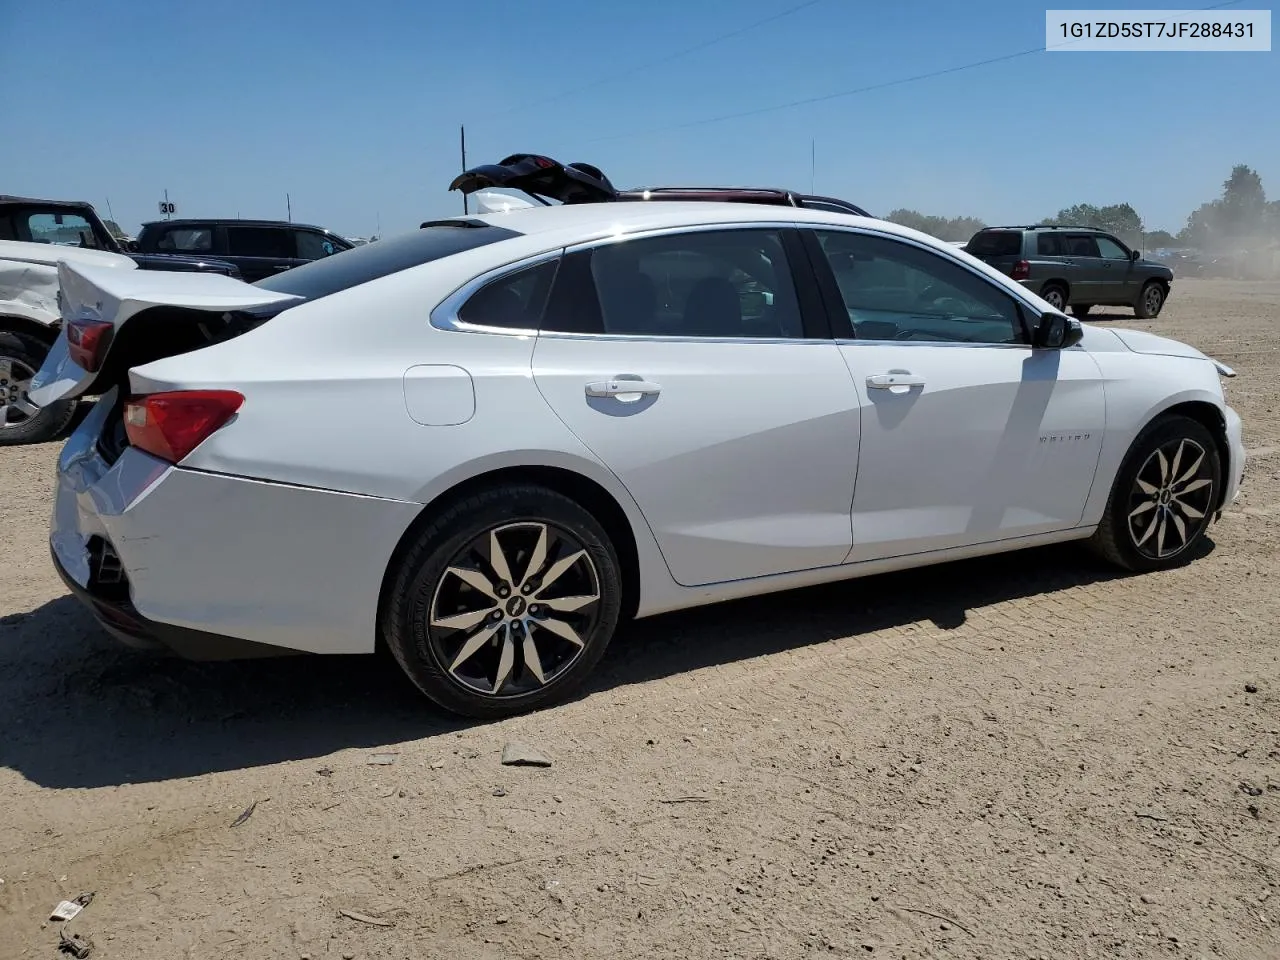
866, 373, 925, 390
585, 378, 662, 400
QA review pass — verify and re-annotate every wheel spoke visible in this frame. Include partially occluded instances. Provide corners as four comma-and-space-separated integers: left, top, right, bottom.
488, 529, 514, 587
446, 565, 499, 600
13, 396, 38, 417
1175, 478, 1211, 496
1171, 511, 1187, 545
0, 404, 11, 426
492, 633, 515, 693
431, 606, 495, 632
1128, 500, 1157, 520
1175, 450, 1205, 485
536, 616, 585, 648
1169, 441, 1185, 486
450, 622, 503, 672
1134, 513, 1158, 547
522, 629, 546, 685
1172, 497, 1205, 520
539, 594, 599, 613
1135, 477, 1159, 496
0, 359, 12, 380
1155, 513, 1168, 557
520, 524, 549, 588
1155, 449, 1170, 485
536, 549, 586, 594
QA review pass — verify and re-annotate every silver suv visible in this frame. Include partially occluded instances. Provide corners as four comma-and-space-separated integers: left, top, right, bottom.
964, 225, 1174, 319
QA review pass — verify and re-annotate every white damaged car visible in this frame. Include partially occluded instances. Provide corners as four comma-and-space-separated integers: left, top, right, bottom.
31, 199, 1244, 717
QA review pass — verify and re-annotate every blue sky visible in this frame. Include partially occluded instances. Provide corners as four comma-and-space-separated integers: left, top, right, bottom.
2, 0, 1274, 237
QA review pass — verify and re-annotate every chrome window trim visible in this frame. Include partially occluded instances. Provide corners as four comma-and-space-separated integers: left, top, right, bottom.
432, 220, 821, 344
429, 249, 563, 337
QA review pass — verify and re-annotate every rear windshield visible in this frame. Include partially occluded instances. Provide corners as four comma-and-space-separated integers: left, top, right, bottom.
254, 221, 521, 301
965, 230, 1022, 257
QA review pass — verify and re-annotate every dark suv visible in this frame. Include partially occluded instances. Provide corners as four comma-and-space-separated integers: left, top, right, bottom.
964, 225, 1173, 319
135, 219, 353, 282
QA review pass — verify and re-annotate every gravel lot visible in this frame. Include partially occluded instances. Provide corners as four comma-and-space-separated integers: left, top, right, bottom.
2, 279, 1278, 959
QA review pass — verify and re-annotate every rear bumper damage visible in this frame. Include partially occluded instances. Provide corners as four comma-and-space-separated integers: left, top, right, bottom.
50, 394, 421, 658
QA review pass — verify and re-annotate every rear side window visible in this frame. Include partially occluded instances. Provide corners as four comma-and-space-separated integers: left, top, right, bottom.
1037, 233, 1063, 256
966, 230, 1022, 257
542, 228, 804, 338
294, 229, 344, 260
227, 226, 295, 258
457, 260, 557, 329
156, 227, 213, 253
255, 222, 521, 301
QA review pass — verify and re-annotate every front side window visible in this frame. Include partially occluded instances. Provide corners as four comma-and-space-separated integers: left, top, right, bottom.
25, 212, 104, 248
226, 226, 295, 258
542, 228, 804, 338
1095, 235, 1130, 259
294, 230, 344, 260
814, 230, 1023, 344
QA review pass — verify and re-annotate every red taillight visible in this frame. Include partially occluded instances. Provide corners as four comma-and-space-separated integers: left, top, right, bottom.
1011, 260, 1030, 281
124, 390, 244, 463
66, 319, 114, 372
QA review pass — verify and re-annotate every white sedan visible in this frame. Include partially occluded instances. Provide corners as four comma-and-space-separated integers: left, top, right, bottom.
31, 201, 1245, 717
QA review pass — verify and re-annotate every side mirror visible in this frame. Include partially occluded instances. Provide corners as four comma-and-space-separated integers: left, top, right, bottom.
1033, 311, 1084, 349
1130, 249, 1141, 261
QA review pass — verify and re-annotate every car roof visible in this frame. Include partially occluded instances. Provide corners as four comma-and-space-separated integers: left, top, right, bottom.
0, 195, 99, 210
448, 200, 938, 253
140, 218, 335, 232
979, 224, 1107, 232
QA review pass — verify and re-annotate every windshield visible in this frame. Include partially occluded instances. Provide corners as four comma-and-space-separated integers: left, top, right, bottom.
0, 207, 112, 250
254, 222, 522, 301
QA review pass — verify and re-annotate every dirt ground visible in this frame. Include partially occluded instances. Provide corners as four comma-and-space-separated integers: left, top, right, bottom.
1, 279, 1278, 960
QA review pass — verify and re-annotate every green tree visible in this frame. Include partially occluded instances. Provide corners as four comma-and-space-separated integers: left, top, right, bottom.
1049, 203, 1143, 246
885, 209, 986, 242
102, 219, 126, 238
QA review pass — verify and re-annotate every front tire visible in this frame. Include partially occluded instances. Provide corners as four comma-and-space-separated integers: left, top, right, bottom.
1134, 281, 1166, 319
1090, 415, 1221, 572
381, 484, 623, 718
0, 331, 76, 446
1073, 304, 1093, 317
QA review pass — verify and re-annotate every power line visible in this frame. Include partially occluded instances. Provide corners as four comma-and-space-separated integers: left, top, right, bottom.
498, 0, 828, 115
584, 0, 1246, 144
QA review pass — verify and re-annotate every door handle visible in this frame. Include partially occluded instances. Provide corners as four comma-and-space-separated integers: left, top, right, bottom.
866, 373, 925, 390
272, 264, 292, 271
585, 378, 662, 400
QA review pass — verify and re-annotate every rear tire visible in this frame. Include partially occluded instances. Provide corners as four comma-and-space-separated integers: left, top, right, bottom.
1090, 415, 1220, 572
381, 484, 623, 718
1040, 284, 1068, 311
1073, 304, 1093, 317
0, 330, 76, 446
1134, 281, 1166, 319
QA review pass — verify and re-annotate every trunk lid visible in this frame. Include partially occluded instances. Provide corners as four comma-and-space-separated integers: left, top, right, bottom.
29, 260, 302, 406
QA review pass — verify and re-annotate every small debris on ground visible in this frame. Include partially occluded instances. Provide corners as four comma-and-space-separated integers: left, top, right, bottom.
50, 893, 94, 922
1246, 683, 1259, 693
367, 753, 398, 766
316, 767, 334, 777
492, 787, 508, 797
230, 801, 258, 828
339, 908, 393, 927
57, 929, 94, 958
496, 914, 510, 925
501, 742, 553, 767
1241, 782, 1264, 797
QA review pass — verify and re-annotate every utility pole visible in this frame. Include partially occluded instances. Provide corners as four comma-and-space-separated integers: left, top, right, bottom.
460, 125, 469, 215
287, 193, 292, 223
164, 188, 171, 220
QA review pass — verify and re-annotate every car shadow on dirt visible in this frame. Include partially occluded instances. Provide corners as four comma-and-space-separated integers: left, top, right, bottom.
0, 539, 1211, 789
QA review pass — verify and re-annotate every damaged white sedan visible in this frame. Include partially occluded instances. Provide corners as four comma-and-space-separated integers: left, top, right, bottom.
31, 199, 1245, 717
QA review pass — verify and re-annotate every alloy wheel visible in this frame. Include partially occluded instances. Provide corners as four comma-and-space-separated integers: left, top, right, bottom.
427, 521, 602, 698
1044, 289, 1066, 310
1126, 437, 1215, 560
0, 356, 39, 429
1144, 285, 1164, 315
